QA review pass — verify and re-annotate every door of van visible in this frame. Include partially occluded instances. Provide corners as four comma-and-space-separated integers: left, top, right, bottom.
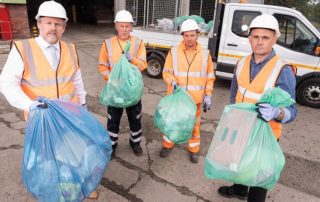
267, 9, 320, 79
217, 4, 266, 79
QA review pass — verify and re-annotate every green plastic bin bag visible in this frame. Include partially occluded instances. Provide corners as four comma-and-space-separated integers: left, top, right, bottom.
99, 42, 143, 108
154, 87, 197, 144
205, 87, 295, 189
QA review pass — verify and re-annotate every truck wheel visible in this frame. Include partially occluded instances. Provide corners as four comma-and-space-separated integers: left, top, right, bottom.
146, 54, 164, 79
297, 78, 320, 108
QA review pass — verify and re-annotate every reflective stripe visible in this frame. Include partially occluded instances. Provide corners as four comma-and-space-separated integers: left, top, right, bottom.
130, 136, 141, 142
175, 71, 202, 77
189, 142, 200, 147
238, 86, 262, 100
236, 57, 247, 79
171, 46, 178, 76
108, 131, 119, 138
137, 56, 146, 61
130, 129, 142, 136
102, 70, 110, 76
111, 140, 117, 145
133, 38, 141, 56
264, 59, 286, 91
21, 75, 74, 87
136, 112, 142, 119
21, 40, 37, 82
163, 135, 173, 143
163, 68, 173, 72
60, 92, 75, 100
107, 113, 112, 120
207, 72, 215, 78
181, 85, 205, 91
201, 49, 209, 77
99, 61, 110, 66
105, 39, 114, 68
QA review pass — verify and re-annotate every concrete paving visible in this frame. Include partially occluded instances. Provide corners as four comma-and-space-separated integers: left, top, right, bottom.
0, 23, 320, 201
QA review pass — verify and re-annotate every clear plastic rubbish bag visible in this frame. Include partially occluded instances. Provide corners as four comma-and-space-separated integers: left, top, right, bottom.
205, 88, 295, 189
99, 42, 144, 108
23, 97, 112, 202
154, 87, 197, 144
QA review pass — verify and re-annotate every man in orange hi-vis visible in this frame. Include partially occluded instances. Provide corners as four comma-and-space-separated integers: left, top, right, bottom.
98, 10, 147, 157
160, 19, 215, 163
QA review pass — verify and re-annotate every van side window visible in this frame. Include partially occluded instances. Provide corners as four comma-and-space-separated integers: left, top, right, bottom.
274, 14, 319, 55
231, 11, 260, 37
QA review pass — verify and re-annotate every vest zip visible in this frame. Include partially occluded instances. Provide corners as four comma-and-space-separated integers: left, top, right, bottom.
55, 44, 61, 98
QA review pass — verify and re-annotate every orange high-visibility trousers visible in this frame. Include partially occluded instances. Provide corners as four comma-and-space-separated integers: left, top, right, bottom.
162, 103, 202, 153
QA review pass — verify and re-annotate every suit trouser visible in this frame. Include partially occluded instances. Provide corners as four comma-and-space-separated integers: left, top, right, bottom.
107, 100, 142, 149
162, 103, 202, 153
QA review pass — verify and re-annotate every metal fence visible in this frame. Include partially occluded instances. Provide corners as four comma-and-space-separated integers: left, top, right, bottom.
126, 0, 215, 28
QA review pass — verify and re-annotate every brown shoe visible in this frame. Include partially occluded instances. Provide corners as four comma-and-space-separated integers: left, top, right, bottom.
87, 191, 99, 200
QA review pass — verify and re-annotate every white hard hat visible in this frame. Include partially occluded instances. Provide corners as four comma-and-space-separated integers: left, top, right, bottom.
114, 10, 134, 23
249, 14, 281, 38
180, 19, 199, 34
35, 1, 68, 22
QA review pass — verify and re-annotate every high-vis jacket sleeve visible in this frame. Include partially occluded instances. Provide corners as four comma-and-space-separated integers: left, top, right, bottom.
131, 40, 147, 71
162, 49, 177, 85
98, 41, 111, 80
205, 54, 215, 96
0, 45, 33, 111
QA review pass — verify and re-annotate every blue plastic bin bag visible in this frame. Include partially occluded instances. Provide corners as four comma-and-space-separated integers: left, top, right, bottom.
23, 97, 112, 202
154, 87, 197, 144
205, 88, 295, 189
99, 42, 144, 108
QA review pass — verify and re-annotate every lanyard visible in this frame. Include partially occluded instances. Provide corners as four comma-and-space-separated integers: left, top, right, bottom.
116, 37, 131, 54
183, 49, 197, 91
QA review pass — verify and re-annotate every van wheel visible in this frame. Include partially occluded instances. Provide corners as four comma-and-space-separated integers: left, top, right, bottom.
297, 78, 320, 108
146, 54, 164, 79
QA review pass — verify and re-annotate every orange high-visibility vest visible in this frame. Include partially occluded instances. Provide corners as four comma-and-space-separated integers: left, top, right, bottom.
98, 36, 146, 80
14, 38, 79, 105
165, 43, 215, 104
235, 54, 290, 139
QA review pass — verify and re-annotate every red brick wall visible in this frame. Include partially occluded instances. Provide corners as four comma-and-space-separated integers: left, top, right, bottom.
8, 4, 30, 39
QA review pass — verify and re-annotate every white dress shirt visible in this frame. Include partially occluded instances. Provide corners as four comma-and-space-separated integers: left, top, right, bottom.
0, 36, 87, 111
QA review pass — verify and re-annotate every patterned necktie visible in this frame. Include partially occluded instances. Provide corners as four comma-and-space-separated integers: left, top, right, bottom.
47, 45, 58, 69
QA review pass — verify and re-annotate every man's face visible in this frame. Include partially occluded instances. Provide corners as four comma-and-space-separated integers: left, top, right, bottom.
182, 30, 199, 49
37, 17, 66, 44
249, 28, 277, 58
115, 22, 132, 40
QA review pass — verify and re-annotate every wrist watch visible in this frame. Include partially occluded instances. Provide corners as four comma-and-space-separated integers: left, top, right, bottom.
276, 107, 285, 121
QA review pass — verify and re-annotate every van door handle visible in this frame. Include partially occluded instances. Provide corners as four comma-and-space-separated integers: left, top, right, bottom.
227, 43, 238, 47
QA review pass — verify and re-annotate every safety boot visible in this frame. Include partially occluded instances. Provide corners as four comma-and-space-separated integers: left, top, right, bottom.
159, 147, 172, 158
217, 184, 248, 200
189, 152, 199, 163
130, 144, 143, 156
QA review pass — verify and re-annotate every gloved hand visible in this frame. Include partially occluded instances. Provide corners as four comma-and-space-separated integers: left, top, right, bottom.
203, 96, 212, 113
125, 52, 133, 61
82, 103, 88, 111
29, 101, 48, 111
256, 102, 280, 122
171, 80, 178, 92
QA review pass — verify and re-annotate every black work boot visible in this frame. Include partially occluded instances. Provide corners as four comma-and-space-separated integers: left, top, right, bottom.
218, 184, 248, 200
130, 143, 143, 156
159, 147, 173, 158
189, 152, 199, 163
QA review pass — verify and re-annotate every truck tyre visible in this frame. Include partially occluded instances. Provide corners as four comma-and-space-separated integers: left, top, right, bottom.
146, 54, 164, 79
297, 78, 320, 108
